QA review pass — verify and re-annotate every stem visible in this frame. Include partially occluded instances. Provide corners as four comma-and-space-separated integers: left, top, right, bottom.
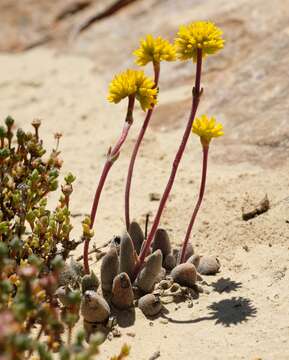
179, 144, 209, 263
124, 63, 160, 230
133, 49, 203, 279
83, 96, 135, 274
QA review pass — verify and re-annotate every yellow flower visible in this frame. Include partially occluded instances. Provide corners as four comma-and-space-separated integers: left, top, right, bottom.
133, 34, 176, 66
175, 21, 224, 62
192, 115, 224, 145
107, 69, 157, 111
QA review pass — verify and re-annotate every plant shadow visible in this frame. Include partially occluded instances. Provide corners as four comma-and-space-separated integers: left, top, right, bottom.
210, 277, 242, 294
162, 296, 257, 327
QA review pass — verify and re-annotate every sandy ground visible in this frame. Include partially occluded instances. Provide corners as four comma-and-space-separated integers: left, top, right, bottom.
0, 0, 289, 359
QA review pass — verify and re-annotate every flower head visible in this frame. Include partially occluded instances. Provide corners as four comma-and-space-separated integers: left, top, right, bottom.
133, 35, 176, 66
175, 21, 224, 62
107, 69, 157, 111
192, 115, 224, 146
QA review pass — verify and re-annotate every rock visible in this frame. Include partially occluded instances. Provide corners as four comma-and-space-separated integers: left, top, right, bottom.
187, 254, 201, 269
197, 256, 221, 275
119, 231, 135, 280
138, 294, 162, 317
111, 272, 134, 309
149, 192, 160, 201
128, 221, 144, 255
137, 250, 163, 293
81, 290, 110, 323
157, 279, 173, 290
81, 270, 100, 293
152, 228, 171, 258
101, 247, 119, 293
171, 263, 197, 287
242, 194, 270, 221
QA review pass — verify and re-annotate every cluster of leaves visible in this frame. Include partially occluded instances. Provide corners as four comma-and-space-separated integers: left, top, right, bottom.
0, 244, 103, 360
0, 116, 80, 266
0, 117, 130, 359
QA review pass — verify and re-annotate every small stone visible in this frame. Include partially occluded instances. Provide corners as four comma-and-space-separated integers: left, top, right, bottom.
160, 319, 168, 324
170, 283, 180, 293
149, 192, 160, 201
158, 279, 172, 290
111, 273, 134, 309
112, 328, 122, 337
243, 245, 249, 252
171, 263, 197, 287
126, 331, 136, 337
138, 294, 163, 317
197, 256, 221, 275
187, 301, 193, 308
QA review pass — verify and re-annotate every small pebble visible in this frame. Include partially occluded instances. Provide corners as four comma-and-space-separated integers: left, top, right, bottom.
149, 192, 160, 201
197, 256, 221, 275
126, 332, 136, 337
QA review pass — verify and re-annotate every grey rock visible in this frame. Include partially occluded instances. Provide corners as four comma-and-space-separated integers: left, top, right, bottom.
197, 256, 221, 275
138, 294, 162, 317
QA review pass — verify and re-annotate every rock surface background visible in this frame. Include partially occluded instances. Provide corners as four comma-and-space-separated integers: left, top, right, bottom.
0, 1, 289, 359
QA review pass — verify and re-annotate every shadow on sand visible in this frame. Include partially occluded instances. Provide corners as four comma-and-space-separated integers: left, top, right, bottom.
210, 277, 243, 294
162, 296, 257, 327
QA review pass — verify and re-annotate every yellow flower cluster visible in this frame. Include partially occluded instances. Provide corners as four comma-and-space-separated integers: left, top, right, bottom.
175, 21, 224, 61
192, 115, 224, 145
133, 34, 176, 66
107, 69, 157, 111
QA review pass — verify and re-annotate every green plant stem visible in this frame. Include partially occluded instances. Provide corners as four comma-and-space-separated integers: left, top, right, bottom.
83, 95, 135, 274
133, 49, 203, 280
124, 62, 160, 230
179, 144, 209, 263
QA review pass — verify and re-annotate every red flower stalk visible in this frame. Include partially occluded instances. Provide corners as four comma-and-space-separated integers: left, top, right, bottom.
133, 48, 203, 279
124, 63, 160, 230
83, 95, 135, 274
179, 144, 209, 263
